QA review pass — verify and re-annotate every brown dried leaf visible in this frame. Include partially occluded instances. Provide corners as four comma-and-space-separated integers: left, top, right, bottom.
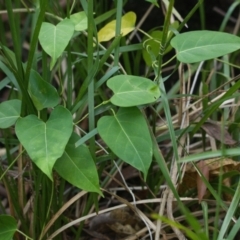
196, 161, 209, 203
201, 121, 237, 145
179, 158, 240, 200
187, 158, 240, 173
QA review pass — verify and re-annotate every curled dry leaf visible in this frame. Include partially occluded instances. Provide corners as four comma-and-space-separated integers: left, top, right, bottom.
179, 158, 240, 200
196, 161, 209, 203
201, 121, 237, 145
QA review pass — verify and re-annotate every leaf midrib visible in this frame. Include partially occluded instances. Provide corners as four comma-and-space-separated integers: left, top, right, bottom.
179, 42, 239, 54
114, 115, 145, 171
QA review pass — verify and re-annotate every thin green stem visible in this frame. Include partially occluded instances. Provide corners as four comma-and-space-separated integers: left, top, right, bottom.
199, 0, 205, 29
5, 1, 26, 114
177, 0, 204, 33
38, 181, 54, 240
75, 100, 110, 125
70, 0, 76, 14
25, 0, 47, 88
97, 35, 122, 72
0, 15, 7, 45
157, 0, 174, 81
0, 8, 62, 21
66, 0, 73, 109
87, 0, 96, 158
0, 150, 25, 181
113, 0, 123, 67
16, 229, 34, 240
66, 47, 73, 109
216, 58, 240, 69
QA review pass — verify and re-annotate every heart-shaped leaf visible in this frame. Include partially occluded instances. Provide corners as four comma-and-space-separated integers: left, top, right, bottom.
29, 70, 59, 110
0, 215, 17, 240
0, 99, 21, 128
39, 19, 74, 69
97, 107, 152, 179
98, 11, 136, 42
54, 132, 101, 194
69, 12, 87, 31
15, 106, 73, 180
107, 75, 160, 107
171, 30, 240, 63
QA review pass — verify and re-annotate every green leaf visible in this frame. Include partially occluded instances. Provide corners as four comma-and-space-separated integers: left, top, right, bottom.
39, 19, 74, 69
107, 75, 160, 107
54, 132, 101, 194
97, 107, 152, 180
15, 106, 73, 180
152, 214, 208, 240
98, 11, 136, 42
227, 216, 240, 240
0, 48, 20, 90
0, 215, 17, 240
29, 70, 59, 110
217, 180, 240, 240
1, 45, 18, 70
171, 30, 240, 63
143, 30, 173, 66
69, 12, 87, 31
0, 99, 21, 128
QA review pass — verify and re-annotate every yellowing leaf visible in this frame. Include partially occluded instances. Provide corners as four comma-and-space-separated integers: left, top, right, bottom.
98, 12, 136, 42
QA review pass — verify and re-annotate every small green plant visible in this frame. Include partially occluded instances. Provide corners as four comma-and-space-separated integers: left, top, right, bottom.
1, 0, 240, 239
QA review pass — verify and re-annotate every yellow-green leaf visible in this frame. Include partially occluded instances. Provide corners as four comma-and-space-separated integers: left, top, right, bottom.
98, 12, 136, 42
